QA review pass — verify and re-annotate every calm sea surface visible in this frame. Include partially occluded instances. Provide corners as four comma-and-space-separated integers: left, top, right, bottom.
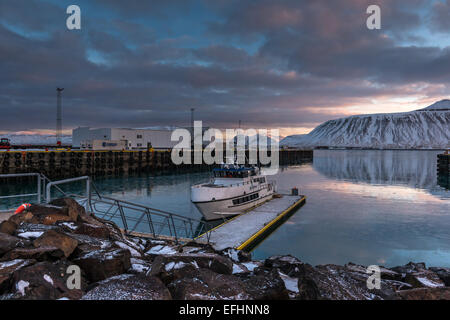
1, 150, 449, 267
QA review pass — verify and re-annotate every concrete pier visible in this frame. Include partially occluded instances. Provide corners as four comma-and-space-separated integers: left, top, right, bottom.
0, 149, 313, 179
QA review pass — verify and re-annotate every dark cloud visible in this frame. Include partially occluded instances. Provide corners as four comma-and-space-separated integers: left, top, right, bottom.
430, 0, 450, 32
0, 0, 449, 134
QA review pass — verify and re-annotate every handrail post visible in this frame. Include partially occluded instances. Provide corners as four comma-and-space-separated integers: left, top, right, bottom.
86, 177, 91, 213
170, 214, 178, 243
118, 201, 128, 232
37, 174, 41, 204
188, 218, 194, 239
146, 209, 156, 238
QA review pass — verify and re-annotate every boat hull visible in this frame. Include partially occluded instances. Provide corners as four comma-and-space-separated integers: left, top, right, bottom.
193, 192, 274, 221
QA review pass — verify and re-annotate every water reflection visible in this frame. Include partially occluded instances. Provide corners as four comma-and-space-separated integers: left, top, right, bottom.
312, 150, 449, 199
252, 150, 450, 267
1, 150, 449, 268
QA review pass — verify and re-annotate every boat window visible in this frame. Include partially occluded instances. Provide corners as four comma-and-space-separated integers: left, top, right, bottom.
233, 192, 260, 205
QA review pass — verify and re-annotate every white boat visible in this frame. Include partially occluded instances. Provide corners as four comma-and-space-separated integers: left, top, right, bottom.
191, 164, 276, 221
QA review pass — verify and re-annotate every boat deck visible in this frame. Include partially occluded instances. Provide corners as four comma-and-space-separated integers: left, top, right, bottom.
197, 194, 306, 251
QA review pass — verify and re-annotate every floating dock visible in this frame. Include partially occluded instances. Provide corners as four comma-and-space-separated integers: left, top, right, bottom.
197, 195, 306, 251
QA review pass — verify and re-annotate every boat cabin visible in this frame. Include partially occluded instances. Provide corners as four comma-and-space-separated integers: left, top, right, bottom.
213, 167, 257, 179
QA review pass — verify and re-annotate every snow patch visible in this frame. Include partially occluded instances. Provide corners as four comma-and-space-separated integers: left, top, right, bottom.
0, 259, 25, 269
60, 222, 78, 230
278, 271, 299, 293
232, 264, 248, 274
241, 262, 260, 272
165, 261, 187, 271
16, 280, 29, 296
146, 245, 177, 255
43, 274, 54, 285
17, 231, 44, 239
416, 277, 445, 288
115, 241, 141, 257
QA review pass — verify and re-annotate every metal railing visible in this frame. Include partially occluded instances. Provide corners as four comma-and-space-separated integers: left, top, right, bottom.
0, 173, 43, 211
1, 172, 212, 243
45, 176, 91, 212
0, 173, 77, 211
85, 194, 212, 243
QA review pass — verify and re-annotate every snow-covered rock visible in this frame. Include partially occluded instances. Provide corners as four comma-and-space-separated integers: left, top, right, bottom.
281, 100, 450, 149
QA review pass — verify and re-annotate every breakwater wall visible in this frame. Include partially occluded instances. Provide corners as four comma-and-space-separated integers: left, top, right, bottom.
0, 149, 313, 179
437, 153, 449, 189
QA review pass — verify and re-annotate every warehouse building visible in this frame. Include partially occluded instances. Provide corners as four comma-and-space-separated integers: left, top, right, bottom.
72, 127, 178, 150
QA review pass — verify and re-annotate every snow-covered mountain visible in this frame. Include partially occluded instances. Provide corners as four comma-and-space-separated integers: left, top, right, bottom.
281, 100, 450, 149
0, 133, 71, 145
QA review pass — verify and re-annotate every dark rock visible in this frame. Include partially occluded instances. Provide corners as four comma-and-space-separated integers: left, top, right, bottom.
264, 255, 304, 277
129, 258, 152, 274
73, 223, 111, 239
145, 244, 179, 257
344, 263, 401, 281
8, 211, 35, 226
429, 267, 450, 286
16, 222, 61, 235
389, 262, 445, 289
149, 255, 200, 284
0, 221, 17, 235
149, 253, 233, 278
0, 232, 29, 256
41, 214, 74, 225
395, 287, 450, 300
114, 240, 144, 258
403, 271, 445, 289
82, 274, 171, 300
0, 259, 35, 293
1, 246, 65, 262
33, 230, 78, 258
77, 214, 124, 241
26, 205, 63, 217
9, 260, 85, 300
220, 248, 252, 263
49, 198, 85, 222
65, 232, 112, 249
390, 261, 426, 275
293, 263, 396, 300
167, 268, 251, 300
19, 202, 81, 225
238, 250, 252, 262
73, 248, 131, 283
240, 268, 289, 300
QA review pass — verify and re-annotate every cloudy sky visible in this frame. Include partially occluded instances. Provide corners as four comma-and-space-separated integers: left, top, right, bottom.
1, 0, 450, 138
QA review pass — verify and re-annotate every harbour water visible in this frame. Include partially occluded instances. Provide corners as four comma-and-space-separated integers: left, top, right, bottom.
1, 150, 449, 267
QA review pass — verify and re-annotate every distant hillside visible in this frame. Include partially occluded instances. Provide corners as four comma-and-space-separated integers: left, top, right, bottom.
281, 100, 450, 149
1, 134, 71, 145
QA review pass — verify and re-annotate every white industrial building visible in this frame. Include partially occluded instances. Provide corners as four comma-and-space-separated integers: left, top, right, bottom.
72, 127, 178, 150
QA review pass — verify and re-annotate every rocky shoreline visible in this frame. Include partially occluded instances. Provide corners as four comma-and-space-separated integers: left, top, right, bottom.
0, 198, 449, 300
